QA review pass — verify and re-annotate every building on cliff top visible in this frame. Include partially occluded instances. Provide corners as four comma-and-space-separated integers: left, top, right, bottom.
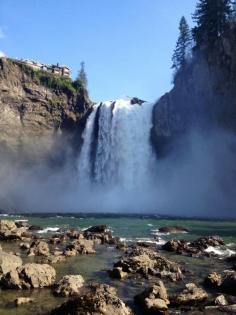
11, 58, 71, 78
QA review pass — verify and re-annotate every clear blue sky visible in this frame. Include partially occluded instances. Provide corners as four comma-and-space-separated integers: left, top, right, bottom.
0, 0, 197, 102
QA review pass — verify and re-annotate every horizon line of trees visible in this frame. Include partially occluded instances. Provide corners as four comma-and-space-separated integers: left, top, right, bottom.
172, 0, 236, 77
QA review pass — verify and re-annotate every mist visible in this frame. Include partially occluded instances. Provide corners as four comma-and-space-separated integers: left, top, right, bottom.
0, 124, 235, 219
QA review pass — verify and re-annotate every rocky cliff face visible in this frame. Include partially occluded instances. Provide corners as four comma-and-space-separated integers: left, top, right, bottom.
152, 24, 236, 157
0, 58, 91, 162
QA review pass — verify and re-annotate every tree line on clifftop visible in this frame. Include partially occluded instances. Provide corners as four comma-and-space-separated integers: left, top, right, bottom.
172, 0, 236, 78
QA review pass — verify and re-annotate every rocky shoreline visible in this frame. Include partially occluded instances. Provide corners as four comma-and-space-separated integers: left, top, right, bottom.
0, 219, 235, 315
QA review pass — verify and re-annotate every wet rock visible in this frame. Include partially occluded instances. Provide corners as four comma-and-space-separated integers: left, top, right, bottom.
130, 97, 145, 105
27, 240, 50, 256
15, 297, 34, 306
112, 247, 183, 282
38, 254, 66, 264
190, 235, 225, 251
109, 267, 128, 279
162, 239, 188, 253
29, 225, 42, 231
172, 283, 208, 305
0, 220, 17, 231
19, 242, 30, 250
50, 283, 133, 315
1, 263, 56, 289
84, 225, 108, 233
135, 281, 170, 314
205, 272, 222, 287
220, 271, 236, 295
14, 220, 29, 228
0, 220, 30, 241
66, 229, 84, 240
84, 225, 115, 245
53, 275, 85, 297
0, 252, 22, 276
49, 237, 62, 245
158, 226, 189, 234
65, 239, 96, 255
215, 295, 228, 306
162, 235, 226, 258
63, 249, 77, 257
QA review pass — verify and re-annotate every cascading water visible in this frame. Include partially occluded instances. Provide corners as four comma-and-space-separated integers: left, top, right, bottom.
78, 99, 155, 192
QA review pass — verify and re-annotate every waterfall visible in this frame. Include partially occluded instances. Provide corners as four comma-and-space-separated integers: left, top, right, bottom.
78, 99, 155, 195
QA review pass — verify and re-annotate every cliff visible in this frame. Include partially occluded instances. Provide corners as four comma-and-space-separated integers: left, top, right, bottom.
0, 58, 91, 162
152, 24, 236, 157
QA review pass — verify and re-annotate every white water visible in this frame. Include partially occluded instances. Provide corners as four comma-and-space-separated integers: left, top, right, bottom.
78, 99, 155, 195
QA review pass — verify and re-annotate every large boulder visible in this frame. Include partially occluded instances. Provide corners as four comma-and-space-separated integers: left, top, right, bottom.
162, 239, 188, 253
0, 252, 22, 276
205, 272, 222, 287
220, 272, 236, 295
158, 226, 189, 234
205, 271, 236, 296
15, 297, 34, 306
83, 225, 115, 245
162, 235, 226, 257
112, 247, 183, 282
190, 235, 225, 251
84, 225, 108, 233
1, 263, 56, 289
53, 275, 85, 297
135, 281, 170, 313
27, 240, 50, 256
50, 283, 133, 315
0, 220, 17, 231
0, 219, 30, 241
65, 239, 96, 255
172, 283, 208, 306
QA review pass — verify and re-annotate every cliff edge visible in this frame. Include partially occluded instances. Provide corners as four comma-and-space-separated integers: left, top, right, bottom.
0, 57, 91, 161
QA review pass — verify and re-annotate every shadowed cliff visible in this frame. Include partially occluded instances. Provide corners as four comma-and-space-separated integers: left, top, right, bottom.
152, 24, 236, 157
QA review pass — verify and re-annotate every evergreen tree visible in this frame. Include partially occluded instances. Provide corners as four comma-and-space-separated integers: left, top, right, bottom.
172, 16, 192, 71
231, 1, 236, 21
192, 0, 232, 48
77, 61, 88, 88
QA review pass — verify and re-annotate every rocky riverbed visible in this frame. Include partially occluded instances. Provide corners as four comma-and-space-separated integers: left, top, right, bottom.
0, 217, 235, 315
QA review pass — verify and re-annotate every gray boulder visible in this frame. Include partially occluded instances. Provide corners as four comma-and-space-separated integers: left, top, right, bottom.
1, 263, 56, 289
0, 252, 22, 276
50, 283, 133, 315
53, 275, 84, 297
172, 283, 208, 305
135, 281, 170, 313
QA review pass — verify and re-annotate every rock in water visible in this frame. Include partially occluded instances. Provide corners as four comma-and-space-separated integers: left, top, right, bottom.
205, 272, 222, 287
84, 225, 108, 233
190, 235, 225, 250
135, 281, 170, 313
158, 226, 189, 234
111, 246, 183, 282
220, 272, 236, 295
27, 240, 50, 256
50, 283, 133, 315
64, 239, 96, 255
0, 252, 22, 275
0, 219, 28, 241
215, 295, 228, 306
1, 263, 56, 289
53, 275, 84, 297
172, 283, 208, 305
109, 267, 128, 279
15, 297, 34, 306
0, 220, 17, 231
